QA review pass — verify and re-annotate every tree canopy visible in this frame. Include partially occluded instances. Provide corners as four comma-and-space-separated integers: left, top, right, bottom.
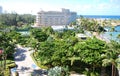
0, 13, 35, 26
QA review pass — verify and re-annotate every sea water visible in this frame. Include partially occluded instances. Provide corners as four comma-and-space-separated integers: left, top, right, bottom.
81, 15, 120, 19
102, 32, 120, 42
81, 15, 120, 43
102, 26, 120, 42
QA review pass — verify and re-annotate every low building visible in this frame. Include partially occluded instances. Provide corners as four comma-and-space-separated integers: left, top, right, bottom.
35, 8, 77, 26
76, 33, 87, 40
51, 25, 74, 31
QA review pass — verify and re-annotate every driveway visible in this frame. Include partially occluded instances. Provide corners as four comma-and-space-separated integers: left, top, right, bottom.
14, 45, 47, 76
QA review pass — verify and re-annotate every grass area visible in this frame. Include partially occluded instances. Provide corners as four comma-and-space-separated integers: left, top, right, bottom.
30, 52, 48, 69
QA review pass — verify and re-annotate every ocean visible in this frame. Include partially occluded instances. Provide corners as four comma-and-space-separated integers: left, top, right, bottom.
79, 15, 120, 42
102, 31, 120, 42
102, 25, 120, 42
80, 15, 120, 19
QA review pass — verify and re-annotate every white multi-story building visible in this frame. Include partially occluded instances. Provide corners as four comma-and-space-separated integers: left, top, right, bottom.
0, 6, 2, 14
35, 8, 77, 26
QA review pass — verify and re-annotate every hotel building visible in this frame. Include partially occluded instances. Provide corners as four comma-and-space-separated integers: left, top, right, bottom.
35, 8, 77, 26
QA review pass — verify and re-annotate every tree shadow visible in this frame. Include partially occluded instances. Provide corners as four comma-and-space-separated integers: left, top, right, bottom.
20, 66, 30, 72
14, 54, 26, 61
16, 66, 30, 73
14, 48, 27, 61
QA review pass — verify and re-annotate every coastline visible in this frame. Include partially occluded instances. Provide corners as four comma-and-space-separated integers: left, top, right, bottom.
78, 15, 120, 26
81, 15, 120, 19
93, 32, 110, 43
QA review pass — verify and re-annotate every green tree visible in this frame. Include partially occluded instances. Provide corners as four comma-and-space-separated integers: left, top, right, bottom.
0, 32, 16, 57
102, 40, 120, 76
0, 13, 35, 26
42, 26, 54, 35
37, 41, 55, 66
117, 34, 120, 42
30, 28, 48, 42
74, 37, 108, 75
78, 16, 105, 33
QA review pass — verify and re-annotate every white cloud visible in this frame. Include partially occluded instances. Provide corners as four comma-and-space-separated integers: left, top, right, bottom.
97, 3, 111, 10
93, 0, 100, 3
1, 2, 63, 14
110, 0, 113, 2
116, 5, 120, 9
75, 4, 93, 12
1, 0, 120, 15
110, 0, 119, 2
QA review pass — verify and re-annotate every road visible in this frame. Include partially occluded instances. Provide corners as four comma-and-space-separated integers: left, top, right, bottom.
14, 45, 47, 76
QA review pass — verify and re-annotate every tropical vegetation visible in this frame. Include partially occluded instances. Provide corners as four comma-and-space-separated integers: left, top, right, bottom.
0, 14, 120, 76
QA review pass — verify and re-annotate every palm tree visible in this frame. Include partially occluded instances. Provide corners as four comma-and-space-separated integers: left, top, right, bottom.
109, 27, 115, 40
102, 41, 120, 76
117, 34, 120, 42
110, 26, 115, 32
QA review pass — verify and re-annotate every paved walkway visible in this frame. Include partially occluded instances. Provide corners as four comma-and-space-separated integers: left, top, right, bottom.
13, 45, 85, 76
14, 45, 47, 76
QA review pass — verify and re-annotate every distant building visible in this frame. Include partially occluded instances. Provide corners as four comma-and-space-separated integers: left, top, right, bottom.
51, 25, 74, 31
35, 8, 77, 26
76, 33, 87, 40
0, 6, 2, 14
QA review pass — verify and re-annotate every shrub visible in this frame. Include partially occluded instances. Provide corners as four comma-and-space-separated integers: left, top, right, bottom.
4, 63, 16, 76
30, 53, 48, 69
6, 63, 17, 68
4, 68, 10, 76
0, 67, 4, 76
48, 66, 69, 76
83, 68, 99, 76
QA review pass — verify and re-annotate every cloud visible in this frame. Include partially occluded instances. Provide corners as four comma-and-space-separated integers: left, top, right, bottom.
93, 0, 100, 3
75, 4, 93, 12
110, 0, 119, 2
97, 3, 112, 10
1, 0, 120, 15
1, 1, 62, 14
110, 0, 120, 4
116, 5, 120, 9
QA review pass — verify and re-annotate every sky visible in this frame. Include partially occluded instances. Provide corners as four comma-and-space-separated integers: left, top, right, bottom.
0, 0, 120, 15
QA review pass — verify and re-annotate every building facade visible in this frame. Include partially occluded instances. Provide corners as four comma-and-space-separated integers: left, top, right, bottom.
0, 6, 3, 14
35, 8, 77, 26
